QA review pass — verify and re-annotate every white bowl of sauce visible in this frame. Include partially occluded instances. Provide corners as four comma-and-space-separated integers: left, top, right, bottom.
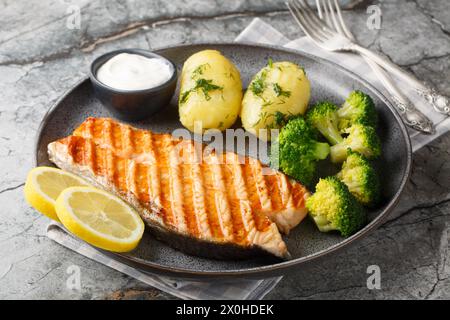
90, 49, 177, 121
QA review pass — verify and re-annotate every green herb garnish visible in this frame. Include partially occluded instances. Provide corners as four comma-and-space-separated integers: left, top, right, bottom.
273, 83, 291, 98
260, 111, 270, 123
191, 63, 210, 79
180, 90, 191, 104
277, 111, 297, 126
268, 58, 273, 68
196, 79, 223, 100
250, 70, 267, 97
274, 111, 288, 126
180, 78, 223, 104
262, 100, 273, 107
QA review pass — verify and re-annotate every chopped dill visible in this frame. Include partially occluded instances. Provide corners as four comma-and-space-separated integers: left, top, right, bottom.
260, 111, 270, 123
252, 117, 261, 127
179, 90, 191, 104
252, 111, 295, 129
250, 70, 267, 97
179, 78, 223, 104
273, 83, 291, 98
274, 111, 286, 126
196, 78, 223, 100
191, 63, 210, 79
262, 100, 273, 107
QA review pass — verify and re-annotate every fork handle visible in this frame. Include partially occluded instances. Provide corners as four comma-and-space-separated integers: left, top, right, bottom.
352, 44, 450, 116
364, 56, 435, 134
363, 56, 434, 134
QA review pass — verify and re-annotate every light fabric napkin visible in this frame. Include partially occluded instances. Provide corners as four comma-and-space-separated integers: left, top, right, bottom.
47, 17, 450, 301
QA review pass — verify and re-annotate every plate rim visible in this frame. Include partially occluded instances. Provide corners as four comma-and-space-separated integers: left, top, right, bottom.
35, 41, 412, 279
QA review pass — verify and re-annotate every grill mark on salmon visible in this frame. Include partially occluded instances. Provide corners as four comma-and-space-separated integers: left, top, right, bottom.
225, 153, 256, 244
242, 159, 272, 232
167, 136, 187, 233
221, 155, 247, 244
153, 134, 174, 226
208, 152, 234, 241
180, 162, 199, 237
49, 117, 310, 259
200, 161, 224, 240
186, 142, 212, 239
249, 157, 273, 213
264, 174, 284, 212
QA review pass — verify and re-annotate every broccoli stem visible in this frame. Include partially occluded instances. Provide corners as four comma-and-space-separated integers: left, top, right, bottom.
330, 143, 348, 163
310, 214, 336, 232
318, 124, 344, 145
337, 101, 354, 119
314, 142, 331, 160
340, 179, 361, 192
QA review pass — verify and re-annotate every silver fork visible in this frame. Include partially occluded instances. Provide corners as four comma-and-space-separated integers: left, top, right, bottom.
287, 0, 450, 117
313, 0, 434, 134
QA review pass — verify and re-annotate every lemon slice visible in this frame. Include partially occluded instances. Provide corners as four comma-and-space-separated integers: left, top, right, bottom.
55, 186, 145, 252
24, 166, 89, 221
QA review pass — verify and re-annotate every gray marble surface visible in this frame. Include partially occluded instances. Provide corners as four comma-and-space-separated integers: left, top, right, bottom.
0, 0, 449, 300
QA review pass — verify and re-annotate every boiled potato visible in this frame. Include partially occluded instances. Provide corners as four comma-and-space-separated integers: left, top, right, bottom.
240, 61, 310, 140
179, 50, 243, 132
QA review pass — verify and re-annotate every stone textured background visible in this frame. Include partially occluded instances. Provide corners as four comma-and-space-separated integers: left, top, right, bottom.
0, 0, 449, 299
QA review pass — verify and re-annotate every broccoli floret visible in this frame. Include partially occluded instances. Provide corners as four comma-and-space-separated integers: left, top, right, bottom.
306, 176, 366, 237
338, 90, 377, 131
336, 150, 380, 207
271, 117, 330, 185
306, 101, 343, 145
330, 123, 381, 163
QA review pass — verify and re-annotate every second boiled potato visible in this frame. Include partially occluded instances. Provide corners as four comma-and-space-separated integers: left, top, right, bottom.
240, 61, 310, 140
179, 50, 243, 132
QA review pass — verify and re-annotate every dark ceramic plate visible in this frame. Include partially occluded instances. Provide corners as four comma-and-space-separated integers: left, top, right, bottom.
35, 43, 412, 279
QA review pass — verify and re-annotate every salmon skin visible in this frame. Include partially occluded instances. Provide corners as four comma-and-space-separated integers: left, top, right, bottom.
48, 117, 309, 260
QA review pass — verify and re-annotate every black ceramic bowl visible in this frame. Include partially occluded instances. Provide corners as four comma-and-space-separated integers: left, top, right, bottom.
89, 48, 177, 121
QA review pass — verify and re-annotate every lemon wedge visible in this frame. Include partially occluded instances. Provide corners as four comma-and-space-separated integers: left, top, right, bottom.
55, 186, 145, 252
24, 167, 89, 221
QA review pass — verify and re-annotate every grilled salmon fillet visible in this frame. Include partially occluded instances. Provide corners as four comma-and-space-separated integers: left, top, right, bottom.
48, 117, 309, 259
